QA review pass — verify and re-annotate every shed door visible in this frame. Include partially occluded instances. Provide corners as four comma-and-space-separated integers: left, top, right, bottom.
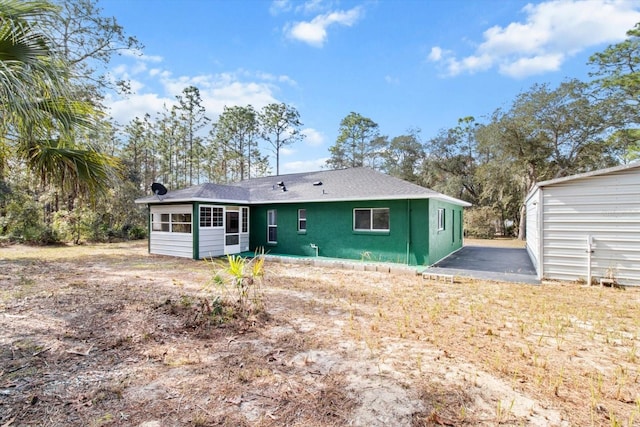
224, 208, 240, 254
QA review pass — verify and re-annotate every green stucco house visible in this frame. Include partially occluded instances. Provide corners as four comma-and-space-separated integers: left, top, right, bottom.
135, 167, 471, 266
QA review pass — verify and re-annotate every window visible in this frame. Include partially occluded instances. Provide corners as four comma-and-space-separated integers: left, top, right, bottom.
298, 209, 306, 232
267, 209, 277, 243
437, 208, 445, 231
353, 208, 389, 231
152, 213, 170, 232
200, 206, 223, 228
171, 213, 192, 233
152, 212, 191, 233
241, 207, 249, 233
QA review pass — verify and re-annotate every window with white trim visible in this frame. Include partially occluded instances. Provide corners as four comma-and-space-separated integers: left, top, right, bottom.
152, 212, 192, 233
267, 209, 277, 243
353, 208, 389, 231
171, 213, 192, 233
152, 213, 170, 232
241, 207, 249, 233
298, 209, 306, 232
200, 206, 223, 228
437, 208, 445, 231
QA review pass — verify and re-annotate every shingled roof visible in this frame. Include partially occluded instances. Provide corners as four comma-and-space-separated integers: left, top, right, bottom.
135, 167, 471, 207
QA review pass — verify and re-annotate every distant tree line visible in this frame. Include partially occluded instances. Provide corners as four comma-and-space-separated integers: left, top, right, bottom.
120, 94, 304, 192
1, 0, 639, 244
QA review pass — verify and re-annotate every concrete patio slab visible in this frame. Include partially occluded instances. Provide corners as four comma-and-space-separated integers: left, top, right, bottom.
424, 245, 539, 284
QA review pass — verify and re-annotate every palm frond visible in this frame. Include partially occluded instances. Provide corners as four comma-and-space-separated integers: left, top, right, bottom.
26, 138, 121, 194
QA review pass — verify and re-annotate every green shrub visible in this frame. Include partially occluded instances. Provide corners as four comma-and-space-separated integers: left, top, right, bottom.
3, 197, 60, 244
126, 225, 147, 240
464, 206, 498, 239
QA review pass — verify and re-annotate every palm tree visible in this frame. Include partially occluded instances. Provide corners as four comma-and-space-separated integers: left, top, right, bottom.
0, 0, 118, 193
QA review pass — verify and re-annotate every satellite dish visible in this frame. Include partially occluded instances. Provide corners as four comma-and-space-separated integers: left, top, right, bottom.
151, 182, 168, 198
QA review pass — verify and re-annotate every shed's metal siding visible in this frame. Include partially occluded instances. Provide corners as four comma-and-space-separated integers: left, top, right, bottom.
525, 187, 541, 278
540, 168, 640, 285
149, 204, 193, 258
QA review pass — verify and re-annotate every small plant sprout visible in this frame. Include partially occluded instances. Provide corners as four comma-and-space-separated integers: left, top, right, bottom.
415, 353, 423, 375
205, 248, 266, 321
360, 250, 371, 262
627, 341, 637, 363
553, 367, 564, 396
495, 399, 514, 423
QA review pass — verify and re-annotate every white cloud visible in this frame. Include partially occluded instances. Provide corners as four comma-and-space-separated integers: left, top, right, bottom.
499, 53, 564, 77
429, 0, 640, 78
105, 92, 172, 126
270, 0, 291, 15
127, 78, 145, 93
302, 128, 325, 146
296, 0, 325, 14
159, 72, 280, 119
428, 46, 443, 61
281, 157, 328, 174
104, 67, 285, 126
253, 71, 298, 87
286, 6, 363, 47
121, 49, 163, 63
280, 147, 296, 156
384, 75, 400, 85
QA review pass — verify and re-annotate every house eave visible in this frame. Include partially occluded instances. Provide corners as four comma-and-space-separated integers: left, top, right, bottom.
135, 194, 471, 207
135, 197, 251, 205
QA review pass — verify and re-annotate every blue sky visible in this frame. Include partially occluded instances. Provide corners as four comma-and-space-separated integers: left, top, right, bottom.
100, 0, 640, 174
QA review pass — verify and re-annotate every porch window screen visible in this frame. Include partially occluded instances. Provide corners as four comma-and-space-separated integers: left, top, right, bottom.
152, 212, 191, 233
152, 213, 170, 232
298, 209, 306, 232
354, 208, 389, 231
200, 206, 223, 228
171, 213, 192, 233
241, 207, 249, 233
267, 209, 277, 243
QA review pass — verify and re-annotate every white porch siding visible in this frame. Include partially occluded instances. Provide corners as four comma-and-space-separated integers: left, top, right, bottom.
149, 204, 193, 258
240, 233, 250, 252
529, 166, 640, 285
199, 228, 225, 258
198, 205, 249, 258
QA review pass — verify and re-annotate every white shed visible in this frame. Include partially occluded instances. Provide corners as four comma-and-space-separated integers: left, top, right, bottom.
525, 162, 640, 286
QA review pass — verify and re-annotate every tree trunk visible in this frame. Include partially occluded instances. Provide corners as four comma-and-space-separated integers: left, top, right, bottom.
517, 203, 526, 240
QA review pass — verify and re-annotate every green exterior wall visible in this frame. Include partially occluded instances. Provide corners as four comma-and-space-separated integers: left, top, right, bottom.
192, 202, 199, 260
428, 199, 464, 265
249, 199, 464, 266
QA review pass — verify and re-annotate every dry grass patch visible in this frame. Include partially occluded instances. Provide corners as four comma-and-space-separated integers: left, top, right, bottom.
1, 241, 639, 426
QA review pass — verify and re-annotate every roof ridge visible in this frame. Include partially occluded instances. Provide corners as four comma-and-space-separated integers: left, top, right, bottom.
135, 167, 471, 207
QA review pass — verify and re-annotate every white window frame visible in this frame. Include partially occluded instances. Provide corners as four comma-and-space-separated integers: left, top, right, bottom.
298, 208, 307, 232
353, 208, 389, 232
152, 213, 170, 232
267, 209, 277, 243
241, 207, 249, 233
199, 205, 224, 228
170, 213, 192, 234
437, 208, 445, 231
152, 212, 193, 233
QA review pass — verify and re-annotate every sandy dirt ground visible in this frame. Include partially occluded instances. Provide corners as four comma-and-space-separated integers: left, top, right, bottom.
1, 241, 639, 426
